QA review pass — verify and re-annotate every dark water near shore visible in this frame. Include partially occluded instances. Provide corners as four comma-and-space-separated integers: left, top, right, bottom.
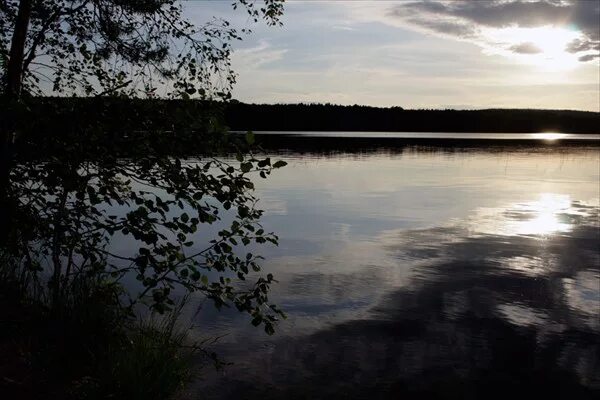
184, 134, 600, 399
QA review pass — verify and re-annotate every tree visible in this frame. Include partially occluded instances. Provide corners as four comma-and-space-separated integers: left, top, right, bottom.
1, 3, 288, 397
0, 0, 288, 332
1, 0, 284, 98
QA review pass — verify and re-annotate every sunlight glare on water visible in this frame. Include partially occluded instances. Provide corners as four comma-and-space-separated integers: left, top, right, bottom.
530, 132, 568, 141
514, 193, 573, 236
469, 193, 575, 237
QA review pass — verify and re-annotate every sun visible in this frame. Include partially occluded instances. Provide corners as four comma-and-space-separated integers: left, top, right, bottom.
482, 25, 582, 71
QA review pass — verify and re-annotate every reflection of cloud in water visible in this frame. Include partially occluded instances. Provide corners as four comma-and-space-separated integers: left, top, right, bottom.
503, 255, 551, 277
192, 195, 600, 399
496, 303, 550, 328
563, 271, 600, 331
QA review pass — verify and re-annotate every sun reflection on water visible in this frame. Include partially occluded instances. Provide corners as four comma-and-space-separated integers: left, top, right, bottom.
470, 193, 576, 237
515, 193, 572, 236
530, 133, 567, 141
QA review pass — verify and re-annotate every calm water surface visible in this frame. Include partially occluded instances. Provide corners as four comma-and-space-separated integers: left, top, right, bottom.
185, 134, 600, 399
239, 131, 600, 140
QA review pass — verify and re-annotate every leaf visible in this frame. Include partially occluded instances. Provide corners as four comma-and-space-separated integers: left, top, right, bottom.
272, 160, 287, 168
257, 158, 270, 168
238, 206, 249, 218
240, 162, 252, 173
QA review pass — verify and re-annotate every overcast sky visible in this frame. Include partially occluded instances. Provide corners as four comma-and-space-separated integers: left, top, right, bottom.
186, 1, 600, 111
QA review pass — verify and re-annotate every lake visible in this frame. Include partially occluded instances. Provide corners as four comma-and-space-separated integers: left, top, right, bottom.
184, 133, 600, 399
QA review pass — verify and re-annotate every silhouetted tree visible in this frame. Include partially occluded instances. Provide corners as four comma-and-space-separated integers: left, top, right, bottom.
0, 0, 287, 327
1, 0, 283, 99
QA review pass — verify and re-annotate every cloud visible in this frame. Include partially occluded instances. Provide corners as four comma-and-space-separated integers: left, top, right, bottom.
232, 40, 287, 69
578, 53, 599, 62
385, 1, 600, 62
331, 25, 354, 31
566, 37, 600, 56
397, 0, 571, 29
509, 42, 542, 54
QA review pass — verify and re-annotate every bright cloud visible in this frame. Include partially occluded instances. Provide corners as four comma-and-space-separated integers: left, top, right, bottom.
384, 0, 600, 64
183, 1, 600, 111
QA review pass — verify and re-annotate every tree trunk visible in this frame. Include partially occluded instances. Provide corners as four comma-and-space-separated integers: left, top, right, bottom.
1, 0, 32, 249
5, 0, 33, 99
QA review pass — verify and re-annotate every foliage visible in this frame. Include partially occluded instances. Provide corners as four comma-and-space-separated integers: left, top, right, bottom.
2, 106, 287, 334
0, 100, 289, 399
0, 0, 284, 98
0, 0, 289, 332
0, 104, 290, 399
1, 1, 288, 399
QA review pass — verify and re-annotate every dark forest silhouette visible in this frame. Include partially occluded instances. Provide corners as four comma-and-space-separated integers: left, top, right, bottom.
8, 98, 600, 136
225, 102, 600, 133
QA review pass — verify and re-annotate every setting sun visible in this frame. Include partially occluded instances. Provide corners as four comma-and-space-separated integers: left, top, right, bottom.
483, 26, 582, 71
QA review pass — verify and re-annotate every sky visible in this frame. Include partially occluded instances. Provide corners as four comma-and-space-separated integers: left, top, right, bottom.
185, 0, 600, 111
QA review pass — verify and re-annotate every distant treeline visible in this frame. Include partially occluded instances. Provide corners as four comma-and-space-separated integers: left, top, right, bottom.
224, 102, 600, 133
6, 98, 599, 135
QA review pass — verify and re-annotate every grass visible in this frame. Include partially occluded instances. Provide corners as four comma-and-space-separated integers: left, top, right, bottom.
92, 306, 195, 400
0, 268, 198, 400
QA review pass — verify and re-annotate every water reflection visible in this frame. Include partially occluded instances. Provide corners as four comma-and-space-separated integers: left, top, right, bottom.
467, 193, 582, 237
186, 141, 599, 399
512, 193, 572, 235
530, 132, 568, 141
